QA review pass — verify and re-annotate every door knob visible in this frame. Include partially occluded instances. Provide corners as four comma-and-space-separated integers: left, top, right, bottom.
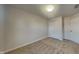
70, 30, 72, 32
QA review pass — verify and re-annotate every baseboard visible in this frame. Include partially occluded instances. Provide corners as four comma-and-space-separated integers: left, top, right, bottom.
64, 39, 79, 44
3, 36, 47, 53
48, 36, 63, 40
0, 51, 5, 54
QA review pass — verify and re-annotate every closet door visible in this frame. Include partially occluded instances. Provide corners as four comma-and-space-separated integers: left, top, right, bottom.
70, 14, 79, 43
64, 17, 71, 40
48, 16, 63, 40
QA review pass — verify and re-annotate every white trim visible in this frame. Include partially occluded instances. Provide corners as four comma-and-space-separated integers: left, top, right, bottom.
48, 36, 63, 40
3, 36, 47, 53
0, 51, 5, 54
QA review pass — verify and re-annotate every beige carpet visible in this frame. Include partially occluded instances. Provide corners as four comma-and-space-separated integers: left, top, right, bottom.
6, 37, 79, 54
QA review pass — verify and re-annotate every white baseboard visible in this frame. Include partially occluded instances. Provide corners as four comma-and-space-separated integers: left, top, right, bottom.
3, 36, 47, 53
48, 36, 63, 40
0, 51, 5, 54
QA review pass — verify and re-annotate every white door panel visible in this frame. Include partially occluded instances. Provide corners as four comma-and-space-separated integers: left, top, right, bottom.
70, 14, 79, 43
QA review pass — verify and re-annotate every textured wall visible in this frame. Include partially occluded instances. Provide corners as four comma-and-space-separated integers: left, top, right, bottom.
5, 7, 48, 51
0, 5, 6, 52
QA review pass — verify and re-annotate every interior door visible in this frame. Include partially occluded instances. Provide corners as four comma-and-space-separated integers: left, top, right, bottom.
70, 14, 79, 43
64, 17, 71, 40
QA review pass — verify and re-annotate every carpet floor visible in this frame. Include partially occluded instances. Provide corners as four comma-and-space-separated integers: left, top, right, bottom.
6, 37, 79, 54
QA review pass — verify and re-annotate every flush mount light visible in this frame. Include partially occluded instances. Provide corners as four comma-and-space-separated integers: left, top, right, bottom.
46, 5, 55, 12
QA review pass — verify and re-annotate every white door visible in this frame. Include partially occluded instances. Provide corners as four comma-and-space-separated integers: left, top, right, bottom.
70, 14, 79, 43
48, 16, 63, 40
64, 17, 71, 40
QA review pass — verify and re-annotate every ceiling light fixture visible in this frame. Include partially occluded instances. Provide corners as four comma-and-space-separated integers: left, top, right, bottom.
46, 5, 55, 12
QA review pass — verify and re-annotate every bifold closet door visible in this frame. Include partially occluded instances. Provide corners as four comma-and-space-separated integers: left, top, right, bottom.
48, 16, 63, 40
64, 17, 71, 40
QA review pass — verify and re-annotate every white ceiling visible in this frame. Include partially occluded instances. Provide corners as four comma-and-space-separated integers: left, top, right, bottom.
9, 4, 79, 19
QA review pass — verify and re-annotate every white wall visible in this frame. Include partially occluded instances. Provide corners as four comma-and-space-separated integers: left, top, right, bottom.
0, 5, 6, 52
5, 7, 48, 51
3, 5, 79, 52
48, 16, 63, 40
